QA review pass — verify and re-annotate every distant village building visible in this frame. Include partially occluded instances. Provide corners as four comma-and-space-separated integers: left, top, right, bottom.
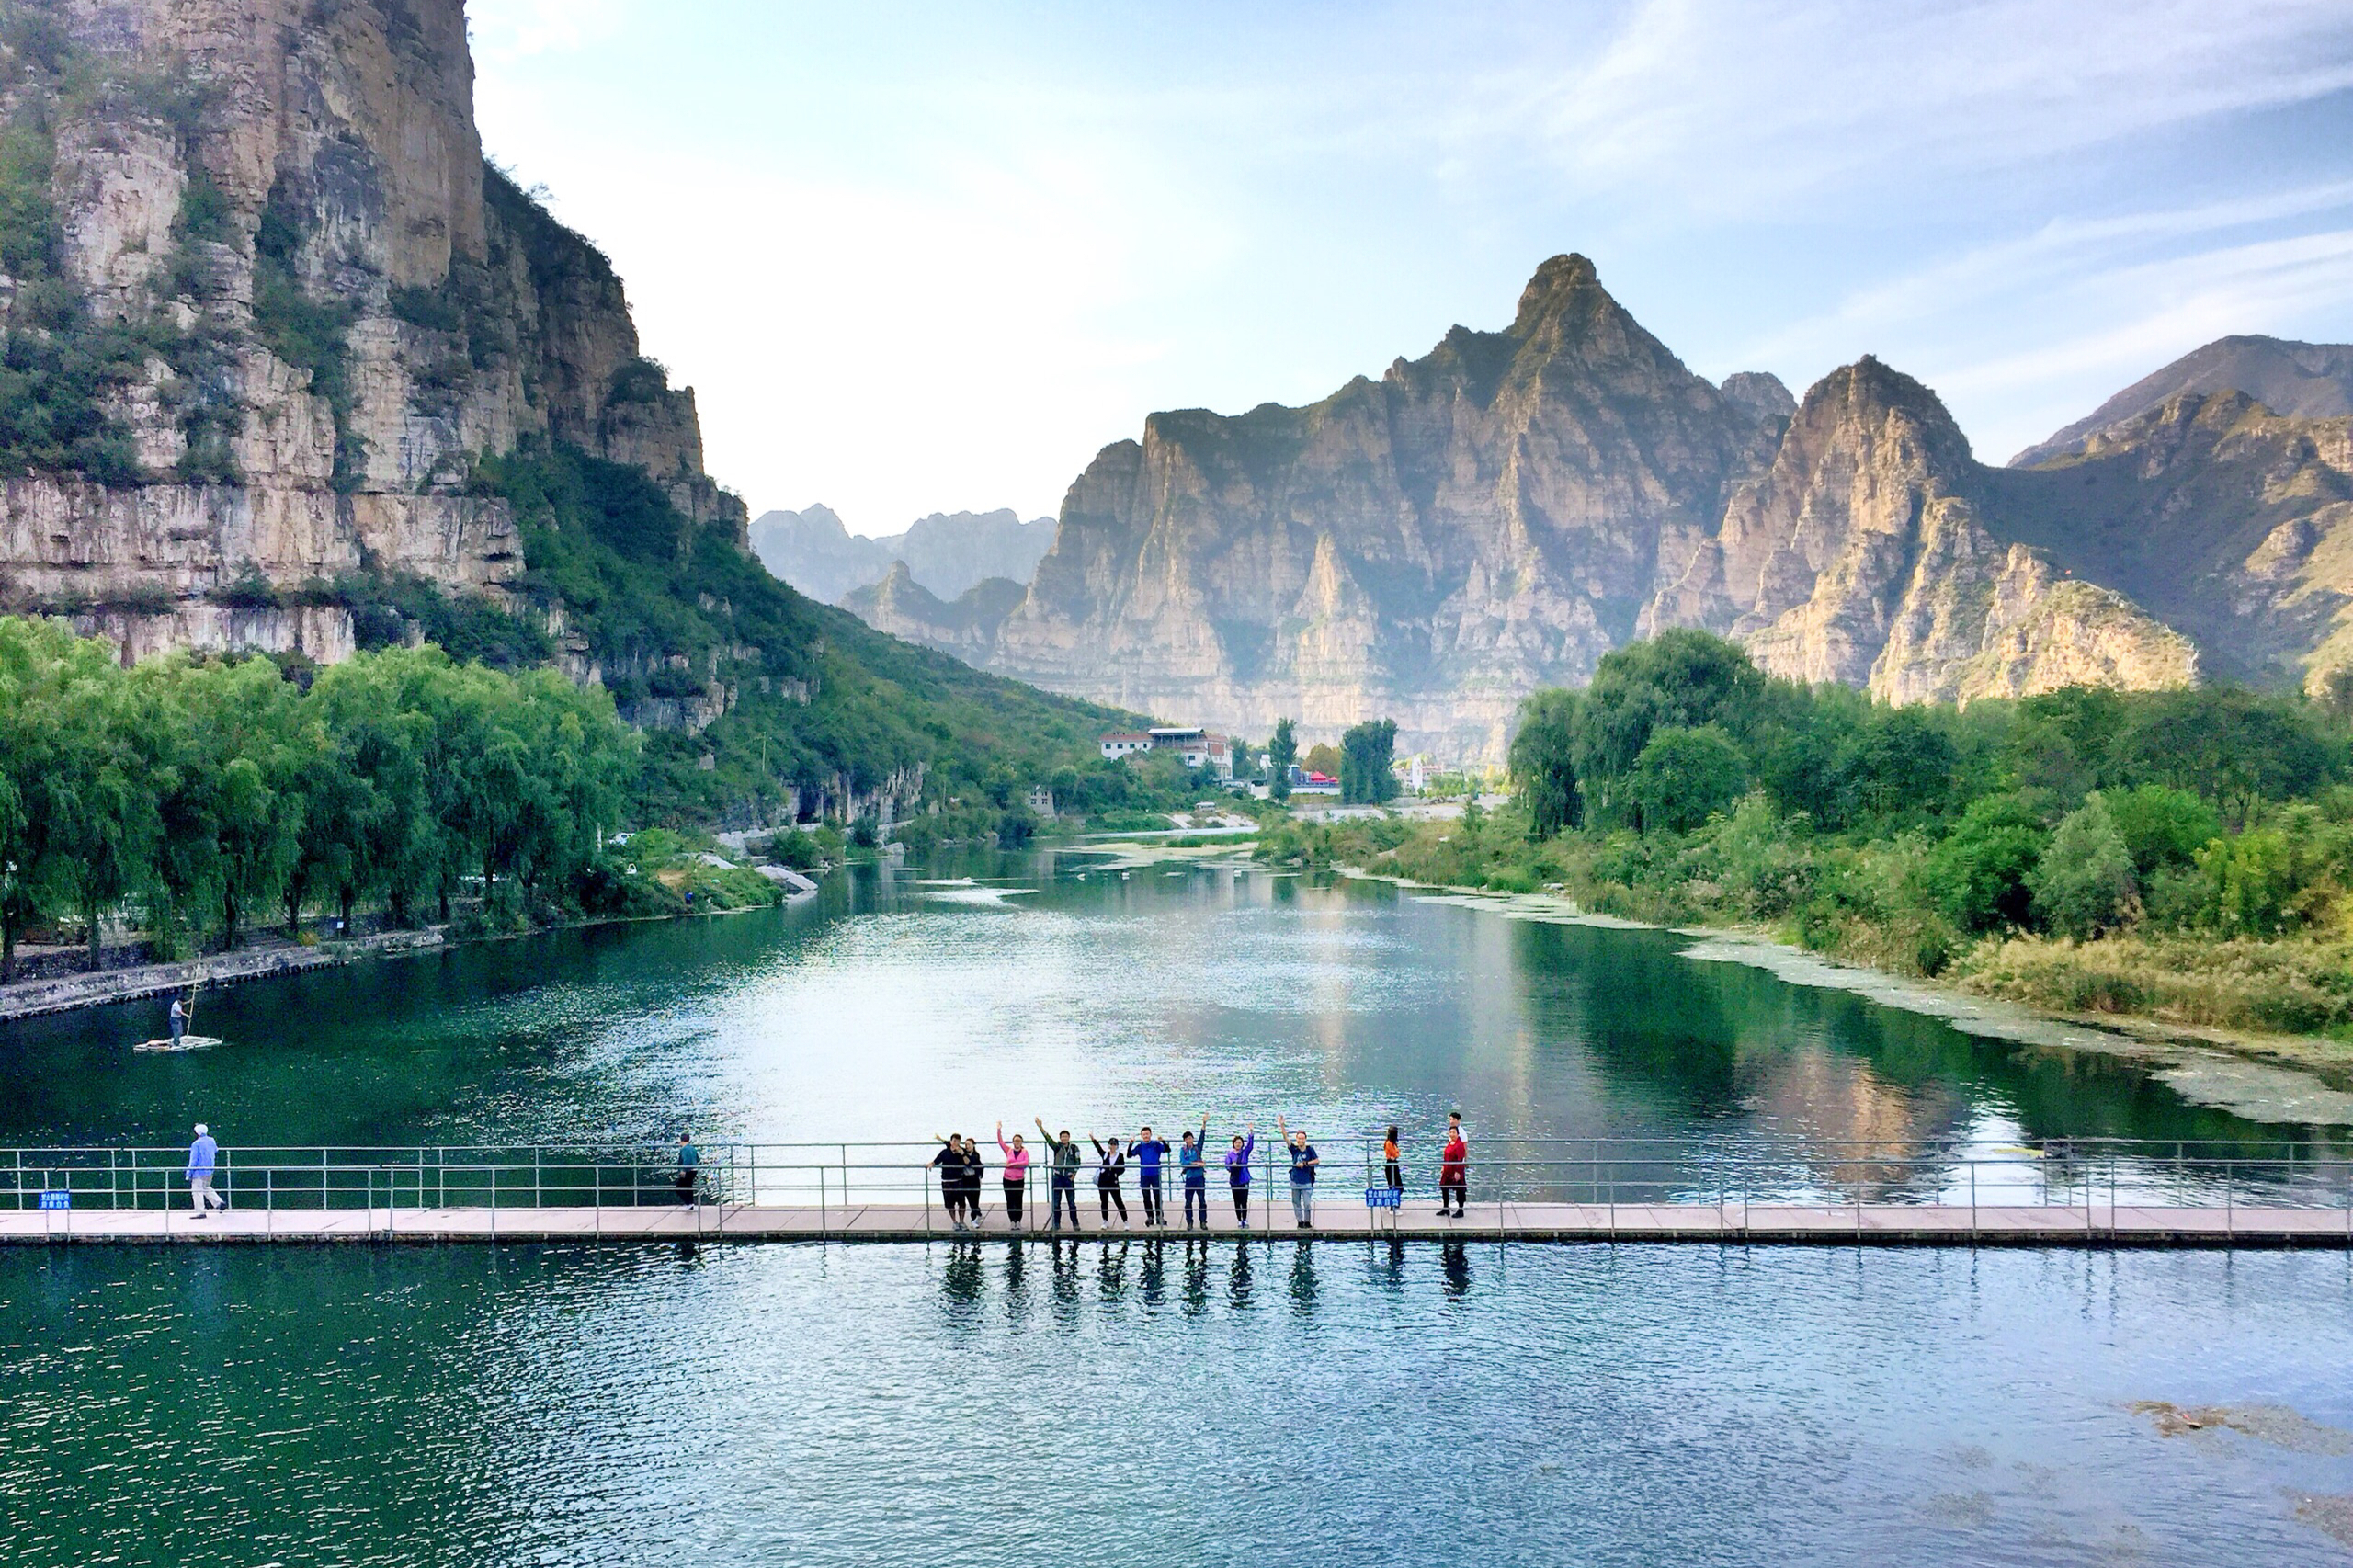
1028, 786, 1057, 820
1099, 726, 1233, 780
1287, 765, 1340, 796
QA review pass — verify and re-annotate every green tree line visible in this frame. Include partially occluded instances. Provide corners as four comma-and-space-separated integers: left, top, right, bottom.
1261, 631, 2353, 1035
0, 618, 639, 978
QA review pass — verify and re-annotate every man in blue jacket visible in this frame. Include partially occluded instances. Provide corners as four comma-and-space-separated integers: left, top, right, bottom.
186, 1124, 224, 1217
1131, 1124, 1171, 1227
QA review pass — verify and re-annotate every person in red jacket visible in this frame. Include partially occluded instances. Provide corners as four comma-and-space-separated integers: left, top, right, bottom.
1438, 1111, 1468, 1218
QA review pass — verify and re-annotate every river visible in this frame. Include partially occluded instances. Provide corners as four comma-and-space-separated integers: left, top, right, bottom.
2, 852, 2349, 1562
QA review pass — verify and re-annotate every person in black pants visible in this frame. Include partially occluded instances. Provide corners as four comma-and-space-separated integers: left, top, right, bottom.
931, 1134, 972, 1230
1036, 1119, 1082, 1231
958, 1134, 986, 1228
1091, 1133, 1129, 1225
1131, 1125, 1171, 1227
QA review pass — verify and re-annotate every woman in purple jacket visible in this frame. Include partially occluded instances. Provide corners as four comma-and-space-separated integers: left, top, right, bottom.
1224, 1122, 1256, 1229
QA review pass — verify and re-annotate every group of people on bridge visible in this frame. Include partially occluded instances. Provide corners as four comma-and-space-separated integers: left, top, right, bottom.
925, 1113, 1471, 1233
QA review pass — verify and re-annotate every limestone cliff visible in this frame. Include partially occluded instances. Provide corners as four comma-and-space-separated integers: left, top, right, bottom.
0, 0, 744, 664
975, 257, 2197, 759
989, 254, 1788, 762
1643, 358, 2194, 705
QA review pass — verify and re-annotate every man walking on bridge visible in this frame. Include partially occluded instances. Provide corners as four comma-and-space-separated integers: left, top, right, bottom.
186, 1124, 224, 1217
675, 1133, 700, 1205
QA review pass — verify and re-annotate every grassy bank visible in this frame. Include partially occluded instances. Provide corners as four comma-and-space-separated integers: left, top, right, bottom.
1254, 630, 2353, 1051
1259, 805, 2353, 1047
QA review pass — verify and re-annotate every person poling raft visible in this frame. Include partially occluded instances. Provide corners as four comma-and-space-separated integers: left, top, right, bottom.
135, 974, 224, 1052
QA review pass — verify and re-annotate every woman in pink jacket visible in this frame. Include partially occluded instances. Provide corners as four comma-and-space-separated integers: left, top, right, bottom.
995, 1122, 1031, 1229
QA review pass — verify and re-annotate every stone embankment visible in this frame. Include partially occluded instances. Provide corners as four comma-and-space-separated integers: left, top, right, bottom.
0, 929, 447, 1023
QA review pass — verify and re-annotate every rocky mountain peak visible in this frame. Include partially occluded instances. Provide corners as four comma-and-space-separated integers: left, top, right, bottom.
1719, 371, 1797, 423
1510, 253, 1602, 333
2012, 334, 2353, 466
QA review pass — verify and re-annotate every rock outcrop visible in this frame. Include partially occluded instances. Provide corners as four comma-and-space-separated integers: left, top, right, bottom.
0, 0, 745, 663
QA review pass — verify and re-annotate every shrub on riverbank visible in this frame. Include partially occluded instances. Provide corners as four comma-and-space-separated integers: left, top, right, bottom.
1257, 631, 2353, 1040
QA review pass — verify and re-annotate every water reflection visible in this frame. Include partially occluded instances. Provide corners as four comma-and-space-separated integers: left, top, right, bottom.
1441, 1242, 1472, 1301
1228, 1244, 1255, 1310
1289, 1244, 1319, 1315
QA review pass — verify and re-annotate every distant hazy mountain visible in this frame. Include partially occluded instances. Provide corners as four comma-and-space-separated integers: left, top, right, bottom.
748, 506, 895, 604
2011, 335, 2353, 466
750, 506, 1053, 605
892, 511, 1057, 601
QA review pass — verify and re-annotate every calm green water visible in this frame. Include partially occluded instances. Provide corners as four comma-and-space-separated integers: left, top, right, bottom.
6, 853, 2353, 1563
0, 853, 2309, 1155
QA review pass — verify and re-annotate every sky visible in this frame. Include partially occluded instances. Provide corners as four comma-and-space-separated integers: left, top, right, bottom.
468, 0, 2353, 535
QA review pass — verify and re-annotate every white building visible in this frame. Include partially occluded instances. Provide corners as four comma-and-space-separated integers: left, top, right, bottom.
1100, 726, 1233, 780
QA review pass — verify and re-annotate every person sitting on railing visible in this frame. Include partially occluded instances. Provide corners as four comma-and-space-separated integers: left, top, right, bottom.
1178, 1116, 1211, 1230
1035, 1119, 1083, 1232
1090, 1133, 1129, 1225
676, 1133, 700, 1205
1438, 1112, 1468, 1219
1279, 1115, 1319, 1229
1225, 1124, 1256, 1228
995, 1123, 1029, 1229
931, 1134, 972, 1231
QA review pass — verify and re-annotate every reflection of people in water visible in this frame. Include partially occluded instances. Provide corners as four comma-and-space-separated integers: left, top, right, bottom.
1227, 1242, 1255, 1309
1289, 1240, 1319, 1314
1440, 1241, 1472, 1301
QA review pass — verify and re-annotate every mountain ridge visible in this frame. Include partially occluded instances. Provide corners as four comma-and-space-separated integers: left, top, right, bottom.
859, 256, 2273, 761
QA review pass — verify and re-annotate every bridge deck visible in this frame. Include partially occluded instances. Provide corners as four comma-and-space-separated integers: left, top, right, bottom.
4, 1202, 2349, 1246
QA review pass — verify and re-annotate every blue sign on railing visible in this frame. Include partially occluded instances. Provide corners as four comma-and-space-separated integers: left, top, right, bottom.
38, 1189, 70, 1211
1364, 1187, 1402, 1209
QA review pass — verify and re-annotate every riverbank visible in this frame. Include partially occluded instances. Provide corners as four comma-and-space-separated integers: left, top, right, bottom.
1335, 872, 2353, 1127
0, 865, 826, 1025
0, 928, 450, 1023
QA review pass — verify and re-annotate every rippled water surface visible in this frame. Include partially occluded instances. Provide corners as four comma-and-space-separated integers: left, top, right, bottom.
4, 1244, 2351, 1565
4, 854, 2351, 1562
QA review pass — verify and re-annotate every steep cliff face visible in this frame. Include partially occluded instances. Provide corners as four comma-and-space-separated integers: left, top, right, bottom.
978, 256, 2200, 758
1991, 389, 2353, 694
1643, 358, 2193, 704
991, 254, 1788, 761
0, 0, 742, 663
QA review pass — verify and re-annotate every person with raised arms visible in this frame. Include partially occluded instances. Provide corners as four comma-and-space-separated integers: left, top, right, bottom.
1089, 1131, 1129, 1226
995, 1122, 1029, 1229
1035, 1118, 1083, 1232
1224, 1122, 1256, 1229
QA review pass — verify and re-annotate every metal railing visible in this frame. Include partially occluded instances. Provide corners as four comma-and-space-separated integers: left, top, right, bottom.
5, 1137, 2350, 1236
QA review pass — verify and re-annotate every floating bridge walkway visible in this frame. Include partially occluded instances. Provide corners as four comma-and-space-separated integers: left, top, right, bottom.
4, 1140, 2348, 1249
